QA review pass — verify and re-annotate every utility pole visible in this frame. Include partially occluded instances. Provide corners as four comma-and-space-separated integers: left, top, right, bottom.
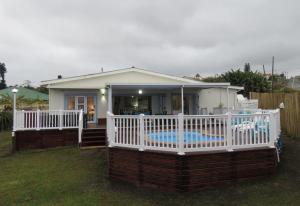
271, 56, 275, 92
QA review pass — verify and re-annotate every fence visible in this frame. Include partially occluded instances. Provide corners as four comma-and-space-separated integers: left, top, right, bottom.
251, 92, 300, 138
107, 110, 280, 154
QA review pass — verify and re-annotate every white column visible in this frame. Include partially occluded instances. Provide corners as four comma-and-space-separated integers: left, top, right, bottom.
178, 113, 185, 155
269, 112, 276, 148
226, 86, 229, 113
12, 92, 17, 135
139, 114, 145, 151
226, 112, 233, 151
59, 109, 63, 130
36, 109, 40, 130
181, 86, 184, 114
108, 86, 112, 113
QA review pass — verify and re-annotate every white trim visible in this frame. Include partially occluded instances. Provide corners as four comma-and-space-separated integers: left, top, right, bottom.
41, 67, 200, 86
107, 83, 243, 90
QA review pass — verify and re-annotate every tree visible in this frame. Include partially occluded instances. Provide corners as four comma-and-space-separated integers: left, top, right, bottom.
0, 62, 7, 89
35, 86, 49, 94
244, 63, 251, 72
202, 69, 270, 97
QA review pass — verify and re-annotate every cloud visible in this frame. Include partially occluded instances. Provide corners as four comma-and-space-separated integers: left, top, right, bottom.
0, 0, 299, 86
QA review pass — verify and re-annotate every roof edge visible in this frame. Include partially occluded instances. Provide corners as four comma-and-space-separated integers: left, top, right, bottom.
41, 67, 200, 85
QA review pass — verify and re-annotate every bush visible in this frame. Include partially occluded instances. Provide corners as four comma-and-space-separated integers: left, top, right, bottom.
0, 111, 13, 131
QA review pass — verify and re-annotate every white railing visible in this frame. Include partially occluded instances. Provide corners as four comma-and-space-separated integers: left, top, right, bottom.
78, 110, 84, 144
14, 110, 82, 131
107, 109, 280, 154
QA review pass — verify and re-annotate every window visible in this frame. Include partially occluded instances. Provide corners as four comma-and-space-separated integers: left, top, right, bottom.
67, 96, 75, 110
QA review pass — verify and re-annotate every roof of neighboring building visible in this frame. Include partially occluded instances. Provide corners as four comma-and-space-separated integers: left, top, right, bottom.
0, 87, 48, 100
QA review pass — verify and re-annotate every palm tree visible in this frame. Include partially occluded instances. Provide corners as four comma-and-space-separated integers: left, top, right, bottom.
0, 62, 7, 89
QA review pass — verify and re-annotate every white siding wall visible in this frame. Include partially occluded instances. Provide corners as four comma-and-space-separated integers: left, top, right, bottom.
98, 94, 108, 118
198, 88, 237, 114
49, 89, 64, 110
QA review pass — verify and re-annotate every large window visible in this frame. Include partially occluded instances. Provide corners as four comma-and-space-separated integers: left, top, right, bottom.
113, 96, 151, 115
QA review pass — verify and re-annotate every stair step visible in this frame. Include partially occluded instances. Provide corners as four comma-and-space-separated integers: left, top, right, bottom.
82, 135, 106, 138
83, 130, 106, 134
82, 139, 106, 143
81, 141, 106, 147
82, 137, 106, 141
83, 129, 106, 132
80, 145, 106, 149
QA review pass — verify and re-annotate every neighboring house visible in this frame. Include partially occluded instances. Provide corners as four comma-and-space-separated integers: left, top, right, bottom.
288, 76, 300, 90
0, 86, 48, 110
42, 67, 242, 126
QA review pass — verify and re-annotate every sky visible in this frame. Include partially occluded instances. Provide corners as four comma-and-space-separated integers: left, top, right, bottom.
0, 0, 300, 86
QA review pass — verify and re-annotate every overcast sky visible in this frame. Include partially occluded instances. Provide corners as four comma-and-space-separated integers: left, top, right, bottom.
1, 0, 300, 86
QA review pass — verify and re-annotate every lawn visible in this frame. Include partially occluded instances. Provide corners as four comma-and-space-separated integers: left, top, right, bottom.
1, 131, 300, 206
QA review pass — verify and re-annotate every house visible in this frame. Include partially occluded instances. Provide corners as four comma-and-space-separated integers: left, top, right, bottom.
41, 67, 242, 127
13, 67, 280, 191
288, 76, 300, 90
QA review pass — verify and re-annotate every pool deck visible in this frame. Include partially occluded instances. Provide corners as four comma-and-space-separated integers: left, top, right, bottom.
108, 146, 277, 192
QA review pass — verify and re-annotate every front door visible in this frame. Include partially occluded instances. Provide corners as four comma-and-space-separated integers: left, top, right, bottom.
66, 95, 96, 123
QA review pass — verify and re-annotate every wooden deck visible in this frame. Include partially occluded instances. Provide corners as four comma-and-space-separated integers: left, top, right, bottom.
108, 147, 277, 192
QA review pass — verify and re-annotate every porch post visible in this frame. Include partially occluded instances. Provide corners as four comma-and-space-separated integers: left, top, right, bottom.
226, 86, 229, 113
108, 85, 112, 113
181, 86, 184, 114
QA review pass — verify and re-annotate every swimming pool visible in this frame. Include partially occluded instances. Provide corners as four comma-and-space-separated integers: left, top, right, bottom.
147, 131, 224, 144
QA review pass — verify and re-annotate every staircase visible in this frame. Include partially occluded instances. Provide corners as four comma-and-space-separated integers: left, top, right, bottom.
80, 128, 106, 148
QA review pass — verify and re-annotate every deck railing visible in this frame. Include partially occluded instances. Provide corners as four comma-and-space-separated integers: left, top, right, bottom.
14, 110, 83, 131
107, 109, 280, 154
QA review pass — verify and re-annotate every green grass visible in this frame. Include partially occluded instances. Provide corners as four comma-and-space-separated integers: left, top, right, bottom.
1, 131, 300, 206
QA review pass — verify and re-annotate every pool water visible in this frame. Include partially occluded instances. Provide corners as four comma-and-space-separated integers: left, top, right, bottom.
147, 131, 224, 144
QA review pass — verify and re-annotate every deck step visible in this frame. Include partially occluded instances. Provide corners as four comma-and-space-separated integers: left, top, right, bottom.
80, 145, 106, 149
81, 141, 106, 147
80, 128, 107, 148
82, 136, 106, 141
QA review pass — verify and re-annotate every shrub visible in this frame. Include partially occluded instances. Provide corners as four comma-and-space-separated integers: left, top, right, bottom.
0, 111, 13, 131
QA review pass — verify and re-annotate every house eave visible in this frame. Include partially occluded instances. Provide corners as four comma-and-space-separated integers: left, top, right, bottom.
106, 83, 239, 89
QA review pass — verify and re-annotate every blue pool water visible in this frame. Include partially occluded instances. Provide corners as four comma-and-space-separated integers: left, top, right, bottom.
147, 131, 224, 144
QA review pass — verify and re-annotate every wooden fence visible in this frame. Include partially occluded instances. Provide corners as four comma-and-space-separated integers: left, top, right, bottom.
251, 92, 300, 138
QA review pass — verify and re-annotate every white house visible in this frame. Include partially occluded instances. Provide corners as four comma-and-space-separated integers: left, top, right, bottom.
13, 67, 281, 171
41, 67, 243, 126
